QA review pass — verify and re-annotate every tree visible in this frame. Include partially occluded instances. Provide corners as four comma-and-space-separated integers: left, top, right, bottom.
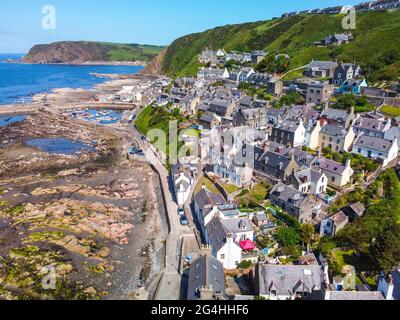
370, 220, 400, 272
276, 227, 300, 247
300, 224, 315, 250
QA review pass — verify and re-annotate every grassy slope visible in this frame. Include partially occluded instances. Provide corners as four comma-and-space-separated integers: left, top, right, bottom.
162, 11, 400, 80
82, 41, 165, 62
29, 41, 165, 62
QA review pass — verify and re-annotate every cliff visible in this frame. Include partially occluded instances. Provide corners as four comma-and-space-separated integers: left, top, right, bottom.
22, 41, 165, 65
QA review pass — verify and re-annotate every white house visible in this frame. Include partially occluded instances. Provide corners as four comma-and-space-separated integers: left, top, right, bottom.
117, 86, 143, 102
206, 217, 254, 270
305, 120, 322, 150
320, 211, 349, 237
174, 171, 193, 206
384, 126, 400, 149
291, 168, 328, 196
270, 119, 307, 148
377, 270, 400, 300
352, 134, 398, 168
312, 158, 354, 188
202, 204, 242, 237
213, 162, 253, 188
193, 187, 226, 237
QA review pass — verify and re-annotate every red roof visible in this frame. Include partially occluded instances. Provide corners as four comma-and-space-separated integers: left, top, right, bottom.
240, 240, 255, 251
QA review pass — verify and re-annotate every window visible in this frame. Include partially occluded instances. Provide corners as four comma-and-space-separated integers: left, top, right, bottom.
220, 254, 225, 260
358, 148, 362, 153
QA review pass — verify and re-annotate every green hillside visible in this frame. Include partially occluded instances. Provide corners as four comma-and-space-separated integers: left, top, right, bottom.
24, 41, 165, 64
91, 42, 165, 62
161, 10, 400, 82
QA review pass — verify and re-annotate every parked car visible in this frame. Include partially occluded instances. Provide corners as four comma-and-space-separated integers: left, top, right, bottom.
128, 146, 145, 157
180, 215, 189, 226
178, 208, 185, 216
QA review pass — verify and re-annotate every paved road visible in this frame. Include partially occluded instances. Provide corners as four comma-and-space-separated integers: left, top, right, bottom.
128, 123, 194, 300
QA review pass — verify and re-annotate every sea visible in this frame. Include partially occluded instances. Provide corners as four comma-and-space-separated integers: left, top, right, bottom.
0, 54, 143, 105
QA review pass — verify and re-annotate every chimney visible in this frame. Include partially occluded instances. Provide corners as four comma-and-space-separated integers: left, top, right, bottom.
200, 285, 214, 300
385, 275, 395, 300
201, 245, 213, 257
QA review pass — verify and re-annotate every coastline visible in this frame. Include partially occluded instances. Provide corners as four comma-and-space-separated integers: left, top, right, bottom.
0, 73, 160, 116
3, 60, 147, 67
0, 64, 147, 108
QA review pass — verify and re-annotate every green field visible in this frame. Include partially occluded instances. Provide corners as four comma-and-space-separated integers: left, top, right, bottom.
162, 11, 400, 81
381, 105, 400, 117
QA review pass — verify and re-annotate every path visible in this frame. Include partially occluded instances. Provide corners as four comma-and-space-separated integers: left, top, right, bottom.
128, 122, 194, 300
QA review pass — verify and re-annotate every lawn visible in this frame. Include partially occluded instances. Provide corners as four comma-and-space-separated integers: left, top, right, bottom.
219, 182, 240, 195
381, 105, 400, 117
235, 182, 271, 209
333, 249, 373, 272
194, 176, 221, 196
332, 249, 377, 287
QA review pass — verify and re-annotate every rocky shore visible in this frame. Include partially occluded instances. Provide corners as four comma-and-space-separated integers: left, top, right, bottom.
0, 111, 168, 300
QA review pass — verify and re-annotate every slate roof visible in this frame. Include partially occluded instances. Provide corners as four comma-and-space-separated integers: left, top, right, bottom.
239, 96, 253, 107
267, 142, 316, 166
206, 217, 241, 252
390, 269, 400, 300
259, 264, 323, 296
277, 120, 302, 133
194, 188, 226, 215
200, 114, 216, 123
327, 211, 349, 227
294, 168, 324, 185
240, 108, 261, 120
187, 254, 225, 300
267, 108, 285, 118
353, 117, 388, 132
353, 135, 394, 153
308, 61, 337, 70
181, 95, 195, 104
321, 108, 349, 121
221, 218, 253, 234
257, 151, 293, 179
270, 183, 307, 209
345, 202, 366, 218
327, 291, 385, 301
320, 124, 348, 138
313, 157, 347, 175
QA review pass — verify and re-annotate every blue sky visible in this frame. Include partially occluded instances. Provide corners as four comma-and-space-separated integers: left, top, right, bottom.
0, 0, 361, 53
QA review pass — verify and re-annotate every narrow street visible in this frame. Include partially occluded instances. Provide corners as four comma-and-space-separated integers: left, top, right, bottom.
128, 123, 195, 300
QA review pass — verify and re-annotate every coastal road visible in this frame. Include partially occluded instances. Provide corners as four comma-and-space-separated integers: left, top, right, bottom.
128, 123, 194, 300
